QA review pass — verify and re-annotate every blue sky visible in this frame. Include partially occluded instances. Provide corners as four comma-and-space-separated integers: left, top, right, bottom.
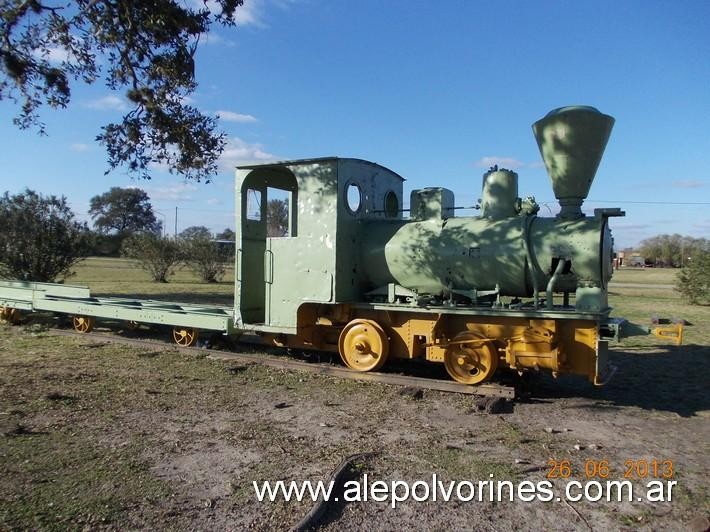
1, 0, 708, 248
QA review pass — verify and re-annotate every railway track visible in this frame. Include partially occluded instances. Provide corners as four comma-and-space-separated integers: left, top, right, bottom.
46, 328, 515, 399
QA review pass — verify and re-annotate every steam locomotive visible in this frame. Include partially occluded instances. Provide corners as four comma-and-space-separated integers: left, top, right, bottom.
3, 106, 679, 386
234, 106, 631, 385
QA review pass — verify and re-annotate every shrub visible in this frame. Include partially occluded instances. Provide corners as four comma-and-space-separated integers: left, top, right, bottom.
0, 189, 92, 281
182, 236, 230, 283
121, 233, 182, 283
676, 251, 710, 305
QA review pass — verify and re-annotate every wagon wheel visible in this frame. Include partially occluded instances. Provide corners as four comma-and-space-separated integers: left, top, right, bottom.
72, 315, 95, 333
338, 319, 389, 372
124, 320, 140, 331
172, 327, 199, 347
0, 306, 21, 325
444, 331, 498, 385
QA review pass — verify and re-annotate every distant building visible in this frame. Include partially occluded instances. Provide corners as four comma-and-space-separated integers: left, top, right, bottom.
616, 250, 645, 267
628, 253, 645, 267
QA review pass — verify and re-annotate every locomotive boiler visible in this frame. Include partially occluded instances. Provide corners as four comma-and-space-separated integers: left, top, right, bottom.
361, 106, 620, 313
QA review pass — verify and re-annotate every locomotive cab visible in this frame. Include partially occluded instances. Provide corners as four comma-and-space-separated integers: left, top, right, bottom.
234, 157, 404, 331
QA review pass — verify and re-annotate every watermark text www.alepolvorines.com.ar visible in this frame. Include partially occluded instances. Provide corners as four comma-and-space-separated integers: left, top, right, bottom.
253, 474, 677, 509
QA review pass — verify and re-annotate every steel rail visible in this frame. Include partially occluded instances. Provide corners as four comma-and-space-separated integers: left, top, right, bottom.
46, 329, 515, 399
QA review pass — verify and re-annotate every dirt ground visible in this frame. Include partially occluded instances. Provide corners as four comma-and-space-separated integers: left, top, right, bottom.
1, 318, 708, 531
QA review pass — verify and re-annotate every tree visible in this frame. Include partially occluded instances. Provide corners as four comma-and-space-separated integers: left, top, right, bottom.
121, 233, 181, 283
266, 198, 288, 237
0, 189, 91, 281
89, 187, 160, 235
639, 235, 709, 267
216, 228, 235, 241
182, 235, 229, 283
676, 251, 710, 305
180, 225, 212, 240
1, 0, 243, 182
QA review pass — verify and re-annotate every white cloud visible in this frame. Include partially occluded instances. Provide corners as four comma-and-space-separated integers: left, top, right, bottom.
216, 110, 258, 123
70, 143, 90, 152
34, 39, 83, 65
45, 46, 71, 64
198, 32, 235, 46
234, 0, 263, 26
271, 0, 299, 9
474, 156, 525, 170
146, 183, 198, 201
672, 180, 705, 188
473, 157, 549, 171
84, 95, 128, 111
207, 198, 223, 205
188, 0, 264, 26
218, 137, 276, 171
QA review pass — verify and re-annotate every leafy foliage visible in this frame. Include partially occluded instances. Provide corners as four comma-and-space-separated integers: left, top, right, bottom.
266, 198, 288, 237
0, 188, 91, 281
215, 227, 235, 241
121, 233, 181, 283
638, 234, 709, 267
179, 225, 212, 240
182, 235, 230, 283
1, 0, 243, 181
89, 187, 160, 235
676, 251, 710, 305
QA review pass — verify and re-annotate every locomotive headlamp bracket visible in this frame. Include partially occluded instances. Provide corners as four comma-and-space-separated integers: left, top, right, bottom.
594, 208, 625, 219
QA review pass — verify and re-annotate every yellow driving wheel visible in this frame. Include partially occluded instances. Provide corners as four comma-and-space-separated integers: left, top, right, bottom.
338, 319, 389, 372
172, 327, 198, 347
72, 315, 95, 333
444, 331, 498, 385
0, 306, 21, 324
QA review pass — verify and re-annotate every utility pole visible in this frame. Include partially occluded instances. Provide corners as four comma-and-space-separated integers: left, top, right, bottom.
681, 240, 685, 268
174, 206, 178, 237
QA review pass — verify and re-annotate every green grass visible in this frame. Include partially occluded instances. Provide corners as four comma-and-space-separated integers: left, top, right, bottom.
417, 446, 520, 480
0, 334, 189, 529
607, 267, 703, 346
69, 256, 234, 304
611, 267, 678, 284
1, 432, 168, 530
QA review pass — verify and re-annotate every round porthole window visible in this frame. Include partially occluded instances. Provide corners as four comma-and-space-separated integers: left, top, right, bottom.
384, 190, 398, 218
346, 183, 362, 214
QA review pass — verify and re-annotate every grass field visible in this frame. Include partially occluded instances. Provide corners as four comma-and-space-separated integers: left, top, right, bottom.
1, 259, 708, 530
608, 268, 707, 347
70, 257, 235, 305
610, 267, 680, 285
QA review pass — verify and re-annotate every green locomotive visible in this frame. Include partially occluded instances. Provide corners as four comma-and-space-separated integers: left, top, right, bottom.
0, 106, 681, 386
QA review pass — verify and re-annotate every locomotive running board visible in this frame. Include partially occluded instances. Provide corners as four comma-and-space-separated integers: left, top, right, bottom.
46, 329, 514, 399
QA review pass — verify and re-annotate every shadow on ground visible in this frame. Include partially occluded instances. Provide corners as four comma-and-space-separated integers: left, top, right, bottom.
528, 344, 710, 417
17, 313, 709, 417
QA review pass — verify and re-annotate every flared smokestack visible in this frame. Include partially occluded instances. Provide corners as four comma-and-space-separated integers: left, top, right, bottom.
533, 106, 615, 219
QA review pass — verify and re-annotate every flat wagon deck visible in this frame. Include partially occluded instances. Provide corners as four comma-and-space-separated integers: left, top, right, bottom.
0, 280, 236, 345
